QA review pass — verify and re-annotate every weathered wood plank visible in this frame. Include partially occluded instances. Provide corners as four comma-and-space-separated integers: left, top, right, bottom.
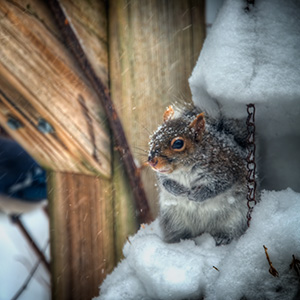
0, 0, 111, 177
49, 0, 152, 225
112, 152, 139, 260
109, 0, 206, 215
59, 0, 109, 85
0, 1, 117, 298
48, 172, 115, 300
0, 1, 206, 298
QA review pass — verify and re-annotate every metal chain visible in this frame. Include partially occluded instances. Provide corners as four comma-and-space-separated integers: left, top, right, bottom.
246, 104, 257, 226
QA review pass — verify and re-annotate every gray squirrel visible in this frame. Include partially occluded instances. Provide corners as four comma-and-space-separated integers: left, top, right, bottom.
148, 104, 254, 245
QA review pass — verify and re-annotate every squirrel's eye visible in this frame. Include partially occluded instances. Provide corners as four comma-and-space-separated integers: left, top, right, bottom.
171, 137, 186, 152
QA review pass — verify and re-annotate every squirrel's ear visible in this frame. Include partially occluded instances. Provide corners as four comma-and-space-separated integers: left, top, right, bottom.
189, 113, 205, 141
163, 106, 174, 122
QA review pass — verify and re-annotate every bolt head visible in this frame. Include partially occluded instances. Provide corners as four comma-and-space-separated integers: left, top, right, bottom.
37, 118, 54, 134
7, 117, 23, 130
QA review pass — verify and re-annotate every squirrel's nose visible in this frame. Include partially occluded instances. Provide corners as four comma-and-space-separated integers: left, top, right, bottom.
148, 157, 158, 168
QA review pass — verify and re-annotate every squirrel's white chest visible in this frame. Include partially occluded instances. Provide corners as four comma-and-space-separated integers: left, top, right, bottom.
159, 185, 243, 237
165, 167, 208, 189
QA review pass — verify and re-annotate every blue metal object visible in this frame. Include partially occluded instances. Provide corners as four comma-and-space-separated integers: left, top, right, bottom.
0, 137, 47, 202
37, 118, 54, 134
6, 116, 23, 130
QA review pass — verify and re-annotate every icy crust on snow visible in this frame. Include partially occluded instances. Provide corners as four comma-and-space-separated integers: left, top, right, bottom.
97, 189, 300, 300
189, 0, 300, 137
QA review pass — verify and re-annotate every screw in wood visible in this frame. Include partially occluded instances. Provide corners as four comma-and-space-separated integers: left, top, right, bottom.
37, 118, 54, 134
6, 116, 23, 130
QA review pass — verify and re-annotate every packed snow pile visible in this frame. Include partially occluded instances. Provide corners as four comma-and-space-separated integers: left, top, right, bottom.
97, 189, 300, 300
189, 0, 300, 125
189, 0, 300, 192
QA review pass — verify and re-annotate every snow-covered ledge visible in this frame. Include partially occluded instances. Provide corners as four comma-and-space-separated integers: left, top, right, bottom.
97, 189, 300, 300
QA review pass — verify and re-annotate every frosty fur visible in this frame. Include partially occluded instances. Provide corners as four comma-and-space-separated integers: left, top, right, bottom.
149, 105, 250, 244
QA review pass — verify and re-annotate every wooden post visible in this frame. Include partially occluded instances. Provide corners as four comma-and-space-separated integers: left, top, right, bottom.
109, 0, 206, 254
0, 1, 114, 299
48, 172, 114, 299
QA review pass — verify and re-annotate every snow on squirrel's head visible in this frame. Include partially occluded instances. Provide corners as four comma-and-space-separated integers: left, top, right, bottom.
148, 105, 205, 174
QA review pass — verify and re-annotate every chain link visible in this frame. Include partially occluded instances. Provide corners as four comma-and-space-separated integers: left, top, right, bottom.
246, 104, 257, 226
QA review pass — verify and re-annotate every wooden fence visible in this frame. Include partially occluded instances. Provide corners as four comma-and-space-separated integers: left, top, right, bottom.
0, 0, 205, 299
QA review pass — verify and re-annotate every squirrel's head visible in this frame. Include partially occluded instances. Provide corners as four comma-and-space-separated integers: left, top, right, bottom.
148, 106, 205, 173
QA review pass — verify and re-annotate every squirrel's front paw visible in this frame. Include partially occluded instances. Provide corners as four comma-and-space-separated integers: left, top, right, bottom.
162, 179, 189, 196
188, 185, 213, 202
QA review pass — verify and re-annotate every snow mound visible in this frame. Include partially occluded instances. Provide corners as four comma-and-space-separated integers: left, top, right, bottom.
189, 0, 300, 127
96, 189, 300, 300
189, 0, 300, 192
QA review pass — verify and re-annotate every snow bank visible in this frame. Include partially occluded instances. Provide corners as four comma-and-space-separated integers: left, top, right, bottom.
97, 189, 300, 300
189, 0, 300, 192
189, 0, 300, 126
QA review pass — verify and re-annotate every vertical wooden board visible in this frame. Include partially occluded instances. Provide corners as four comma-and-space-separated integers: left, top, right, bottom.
112, 151, 139, 261
48, 172, 115, 300
109, 0, 205, 215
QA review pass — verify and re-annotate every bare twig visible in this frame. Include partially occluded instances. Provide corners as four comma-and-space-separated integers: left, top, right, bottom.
290, 255, 300, 277
263, 245, 279, 277
11, 240, 50, 300
10, 215, 50, 272
48, 0, 152, 224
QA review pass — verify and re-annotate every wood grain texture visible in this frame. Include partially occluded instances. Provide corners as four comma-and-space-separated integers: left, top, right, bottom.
112, 151, 139, 260
0, 1, 205, 298
49, 0, 152, 224
48, 172, 115, 300
109, 0, 205, 215
0, 1, 116, 298
0, 0, 111, 177
59, 0, 109, 85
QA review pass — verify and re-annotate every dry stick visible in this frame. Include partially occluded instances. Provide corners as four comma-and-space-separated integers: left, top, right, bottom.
290, 255, 300, 277
11, 240, 50, 300
11, 215, 50, 272
48, 0, 152, 224
263, 245, 279, 277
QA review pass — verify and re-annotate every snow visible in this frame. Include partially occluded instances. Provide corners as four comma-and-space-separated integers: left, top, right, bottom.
189, 0, 300, 192
0, 209, 50, 300
97, 189, 300, 300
